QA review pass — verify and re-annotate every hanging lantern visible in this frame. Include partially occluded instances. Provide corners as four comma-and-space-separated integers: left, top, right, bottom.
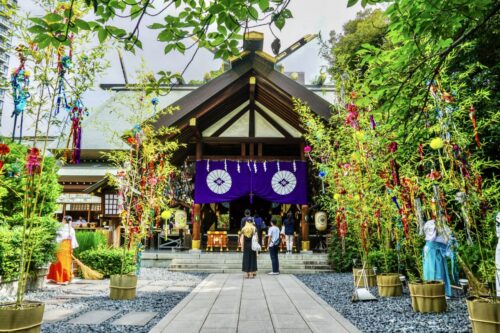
175, 209, 187, 229
314, 211, 328, 231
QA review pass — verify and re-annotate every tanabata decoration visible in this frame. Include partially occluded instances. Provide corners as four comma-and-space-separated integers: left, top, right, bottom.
469, 105, 481, 148
26, 147, 41, 175
54, 43, 73, 116
10, 46, 30, 142
345, 102, 359, 130
151, 97, 159, 113
303, 145, 313, 162
336, 208, 348, 254
0, 143, 10, 171
67, 99, 87, 164
387, 142, 401, 187
422, 219, 452, 297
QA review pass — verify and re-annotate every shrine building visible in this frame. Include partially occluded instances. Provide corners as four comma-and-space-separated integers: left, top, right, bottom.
53, 32, 335, 252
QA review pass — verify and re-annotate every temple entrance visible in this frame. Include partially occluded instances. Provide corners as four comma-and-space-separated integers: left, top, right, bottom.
229, 195, 272, 231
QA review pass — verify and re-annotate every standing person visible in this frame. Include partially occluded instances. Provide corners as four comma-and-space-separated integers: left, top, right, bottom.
240, 209, 252, 228
241, 218, 258, 278
47, 216, 79, 284
283, 211, 295, 254
254, 212, 264, 245
267, 217, 280, 275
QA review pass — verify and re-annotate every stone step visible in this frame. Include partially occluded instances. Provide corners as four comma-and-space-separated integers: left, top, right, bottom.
168, 263, 332, 270
168, 267, 333, 274
143, 252, 329, 260
169, 259, 330, 265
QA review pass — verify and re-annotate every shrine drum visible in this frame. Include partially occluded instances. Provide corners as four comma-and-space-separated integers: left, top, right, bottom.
315, 211, 328, 232
175, 209, 187, 229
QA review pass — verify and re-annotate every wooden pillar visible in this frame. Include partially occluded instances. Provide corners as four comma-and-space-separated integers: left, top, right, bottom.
300, 141, 305, 161
241, 143, 246, 157
301, 204, 310, 252
195, 141, 202, 161
193, 139, 203, 250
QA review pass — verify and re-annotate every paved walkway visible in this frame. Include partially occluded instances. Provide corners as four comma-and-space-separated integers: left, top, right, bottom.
149, 273, 361, 333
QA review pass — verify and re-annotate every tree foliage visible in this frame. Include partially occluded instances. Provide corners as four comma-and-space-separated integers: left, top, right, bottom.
303, 0, 499, 288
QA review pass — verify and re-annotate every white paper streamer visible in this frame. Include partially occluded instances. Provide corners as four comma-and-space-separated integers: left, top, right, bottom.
293, 160, 296, 172
206, 160, 210, 172
237, 161, 240, 173
263, 161, 267, 172
277, 160, 280, 171
253, 161, 257, 173
224, 159, 227, 171
247, 160, 251, 171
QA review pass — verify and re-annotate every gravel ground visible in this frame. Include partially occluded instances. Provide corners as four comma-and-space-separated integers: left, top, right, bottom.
296, 273, 471, 333
1, 269, 208, 333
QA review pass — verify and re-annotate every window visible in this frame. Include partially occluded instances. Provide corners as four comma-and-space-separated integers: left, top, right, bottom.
104, 194, 119, 215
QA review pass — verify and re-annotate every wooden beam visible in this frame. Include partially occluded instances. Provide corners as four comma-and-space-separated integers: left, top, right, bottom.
201, 137, 303, 144
249, 143, 254, 158
258, 143, 263, 157
187, 155, 301, 162
249, 76, 256, 138
255, 105, 292, 138
211, 107, 249, 137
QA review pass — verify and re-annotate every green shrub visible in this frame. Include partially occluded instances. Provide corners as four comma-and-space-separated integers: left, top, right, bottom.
74, 231, 107, 258
328, 232, 360, 272
0, 216, 58, 282
78, 248, 135, 277
367, 249, 401, 273
28, 216, 59, 270
0, 226, 20, 282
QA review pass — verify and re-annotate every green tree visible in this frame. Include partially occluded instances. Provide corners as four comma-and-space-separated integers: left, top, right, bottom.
322, 9, 388, 97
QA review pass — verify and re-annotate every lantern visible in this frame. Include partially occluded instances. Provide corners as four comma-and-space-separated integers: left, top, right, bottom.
315, 211, 328, 232
175, 209, 187, 229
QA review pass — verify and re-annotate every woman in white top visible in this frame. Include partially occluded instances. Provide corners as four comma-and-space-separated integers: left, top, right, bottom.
47, 216, 79, 284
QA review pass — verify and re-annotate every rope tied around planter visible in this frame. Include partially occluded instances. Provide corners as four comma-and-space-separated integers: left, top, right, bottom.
379, 283, 403, 287
468, 317, 500, 325
0, 321, 42, 332
110, 285, 136, 289
410, 294, 445, 298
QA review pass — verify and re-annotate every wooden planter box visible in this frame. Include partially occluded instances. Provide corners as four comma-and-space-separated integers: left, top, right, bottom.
409, 281, 447, 313
353, 267, 377, 287
0, 301, 44, 333
377, 273, 403, 297
109, 274, 137, 300
467, 296, 500, 333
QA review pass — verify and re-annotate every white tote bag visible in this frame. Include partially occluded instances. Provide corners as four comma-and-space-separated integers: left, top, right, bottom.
251, 233, 261, 252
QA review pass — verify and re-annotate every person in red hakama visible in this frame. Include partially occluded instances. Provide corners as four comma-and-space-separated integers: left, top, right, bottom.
47, 216, 79, 284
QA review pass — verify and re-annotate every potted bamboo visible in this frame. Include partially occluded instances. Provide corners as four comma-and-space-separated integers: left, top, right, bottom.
104, 71, 179, 300
0, 2, 107, 330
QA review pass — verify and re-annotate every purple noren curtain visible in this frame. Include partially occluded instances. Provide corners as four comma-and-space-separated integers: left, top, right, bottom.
194, 160, 307, 204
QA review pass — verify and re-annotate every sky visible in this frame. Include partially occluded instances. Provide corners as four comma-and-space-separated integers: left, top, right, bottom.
0, 0, 365, 135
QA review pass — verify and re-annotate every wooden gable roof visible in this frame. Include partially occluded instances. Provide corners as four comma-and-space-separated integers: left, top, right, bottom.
152, 47, 331, 136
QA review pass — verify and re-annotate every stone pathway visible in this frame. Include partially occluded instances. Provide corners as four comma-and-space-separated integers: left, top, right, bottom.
149, 274, 361, 333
